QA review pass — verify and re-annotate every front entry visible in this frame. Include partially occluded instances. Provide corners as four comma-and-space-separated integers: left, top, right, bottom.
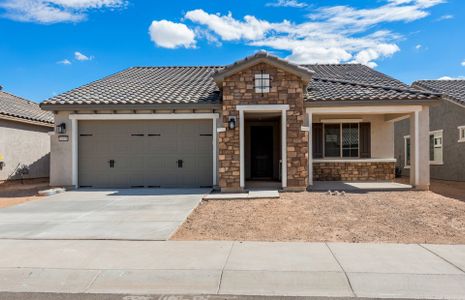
251, 126, 274, 179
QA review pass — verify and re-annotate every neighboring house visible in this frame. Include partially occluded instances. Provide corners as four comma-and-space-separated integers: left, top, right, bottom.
0, 87, 54, 182
395, 80, 465, 182
40, 52, 440, 191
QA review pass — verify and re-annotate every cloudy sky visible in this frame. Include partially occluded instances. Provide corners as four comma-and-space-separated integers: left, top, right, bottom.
0, 0, 464, 102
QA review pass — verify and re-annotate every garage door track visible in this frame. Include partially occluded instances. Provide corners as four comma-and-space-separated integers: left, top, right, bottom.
0, 189, 209, 241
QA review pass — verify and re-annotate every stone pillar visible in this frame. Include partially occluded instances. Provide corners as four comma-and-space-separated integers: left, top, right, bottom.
409, 106, 430, 190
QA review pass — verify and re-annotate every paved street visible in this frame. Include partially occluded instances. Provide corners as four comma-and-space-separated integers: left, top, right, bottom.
0, 240, 464, 298
0, 189, 207, 240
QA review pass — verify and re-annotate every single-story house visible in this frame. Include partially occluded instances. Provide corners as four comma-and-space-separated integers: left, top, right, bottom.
395, 79, 465, 182
0, 87, 54, 182
41, 52, 441, 191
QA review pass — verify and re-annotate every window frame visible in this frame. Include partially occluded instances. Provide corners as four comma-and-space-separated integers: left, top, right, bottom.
254, 73, 270, 94
404, 129, 444, 168
323, 123, 360, 158
458, 125, 465, 143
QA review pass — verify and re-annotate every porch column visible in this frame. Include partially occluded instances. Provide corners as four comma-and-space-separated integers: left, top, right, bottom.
71, 118, 78, 188
307, 111, 313, 186
212, 117, 217, 186
239, 109, 245, 189
409, 107, 430, 190
281, 109, 287, 188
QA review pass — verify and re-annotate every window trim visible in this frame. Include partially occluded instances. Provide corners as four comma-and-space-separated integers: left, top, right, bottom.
458, 125, 465, 143
404, 135, 410, 169
323, 123, 360, 158
404, 129, 444, 168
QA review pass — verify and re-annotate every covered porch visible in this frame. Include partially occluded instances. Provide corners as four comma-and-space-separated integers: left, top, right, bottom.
306, 104, 431, 190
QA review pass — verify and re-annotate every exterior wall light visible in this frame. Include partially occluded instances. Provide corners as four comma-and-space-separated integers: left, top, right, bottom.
228, 116, 236, 130
56, 123, 67, 134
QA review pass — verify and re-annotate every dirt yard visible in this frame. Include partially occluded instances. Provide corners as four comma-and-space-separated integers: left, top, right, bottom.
173, 180, 465, 244
0, 179, 49, 208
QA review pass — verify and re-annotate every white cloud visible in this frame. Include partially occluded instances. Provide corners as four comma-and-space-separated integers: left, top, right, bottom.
266, 0, 307, 8
185, 10, 273, 41
0, 0, 126, 23
438, 76, 465, 80
436, 14, 453, 21
170, 1, 442, 66
461, 60, 465, 67
74, 51, 93, 61
148, 20, 196, 49
57, 59, 72, 65
415, 44, 422, 50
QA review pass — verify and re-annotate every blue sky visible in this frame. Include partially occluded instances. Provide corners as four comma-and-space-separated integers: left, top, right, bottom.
0, 0, 464, 102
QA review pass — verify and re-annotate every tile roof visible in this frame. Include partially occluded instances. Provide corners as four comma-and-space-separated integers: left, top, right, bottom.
0, 90, 54, 125
412, 80, 465, 105
42, 66, 222, 106
305, 77, 438, 103
41, 61, 438, 107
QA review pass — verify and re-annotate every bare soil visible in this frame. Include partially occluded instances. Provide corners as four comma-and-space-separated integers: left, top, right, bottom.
0, 179, 49, 208
172, 180, 465, 244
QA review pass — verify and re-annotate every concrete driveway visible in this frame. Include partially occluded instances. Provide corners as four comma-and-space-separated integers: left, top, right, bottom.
0, 189, 209, 240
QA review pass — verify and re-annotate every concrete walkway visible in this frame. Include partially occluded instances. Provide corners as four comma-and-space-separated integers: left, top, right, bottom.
0, 189, 208, 240
0, 240, 464, 299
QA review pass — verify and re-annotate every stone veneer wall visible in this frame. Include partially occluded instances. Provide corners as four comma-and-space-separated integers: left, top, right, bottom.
218, 62, 308, 191
313, 162, 395, 181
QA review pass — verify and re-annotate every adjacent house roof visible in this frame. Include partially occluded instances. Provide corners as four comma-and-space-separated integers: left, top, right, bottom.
41, 53, 439, 109
0, 90, 54, 126
412, 80, 465, 106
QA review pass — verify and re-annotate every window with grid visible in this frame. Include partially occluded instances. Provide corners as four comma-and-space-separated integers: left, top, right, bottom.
254, 73, 270, 93
324, 123, 359, 158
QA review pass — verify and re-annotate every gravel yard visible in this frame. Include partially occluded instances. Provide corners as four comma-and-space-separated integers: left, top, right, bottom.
0, 180, 48, 208
172, 181, 465, 244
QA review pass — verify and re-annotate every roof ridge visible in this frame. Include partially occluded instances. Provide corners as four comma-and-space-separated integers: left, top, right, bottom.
130, 66, 224, 69
40, 67, 136, 106
0, 90, 40, 106
313, 77, 438, 95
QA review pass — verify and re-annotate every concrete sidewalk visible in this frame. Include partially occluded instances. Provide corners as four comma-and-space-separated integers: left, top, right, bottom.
0, 240, 464, 299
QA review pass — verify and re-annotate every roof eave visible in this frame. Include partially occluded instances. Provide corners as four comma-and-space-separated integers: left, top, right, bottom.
304, 97, 442, 107
40, 102, 222, 111
0, 113, 54, 128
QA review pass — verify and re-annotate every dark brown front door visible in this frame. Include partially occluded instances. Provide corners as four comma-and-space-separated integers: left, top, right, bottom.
251, 126, 274, 179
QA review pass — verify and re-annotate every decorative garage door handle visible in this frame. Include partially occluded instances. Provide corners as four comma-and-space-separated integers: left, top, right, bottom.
177, 160, 183, 168
108, 160, 115, 168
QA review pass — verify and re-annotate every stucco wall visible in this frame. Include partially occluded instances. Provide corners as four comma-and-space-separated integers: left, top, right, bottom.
395, 100, 465, 181
0, 119, 51, 181
50, 111, 74, 187
312, 114, 395, 159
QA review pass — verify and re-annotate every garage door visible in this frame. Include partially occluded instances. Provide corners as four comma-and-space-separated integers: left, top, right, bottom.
78, 120, 213, 188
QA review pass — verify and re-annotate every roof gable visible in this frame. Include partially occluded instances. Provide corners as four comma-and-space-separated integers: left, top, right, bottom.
212, 51, 314, 86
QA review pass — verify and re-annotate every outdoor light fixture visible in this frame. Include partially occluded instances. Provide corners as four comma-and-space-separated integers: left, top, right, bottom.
228, 117, 236, 130
56, 123, 66, 134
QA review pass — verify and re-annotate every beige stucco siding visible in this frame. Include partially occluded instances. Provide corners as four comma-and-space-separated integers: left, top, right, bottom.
50, 111, 74, 187
312, 114, 395, 159
0, 118, 51, 181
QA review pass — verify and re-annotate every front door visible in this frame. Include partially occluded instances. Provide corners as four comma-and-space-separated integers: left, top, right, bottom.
251, 126, 274, 179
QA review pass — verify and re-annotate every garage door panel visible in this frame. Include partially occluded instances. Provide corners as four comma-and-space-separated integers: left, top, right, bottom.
78, 119, 213, 188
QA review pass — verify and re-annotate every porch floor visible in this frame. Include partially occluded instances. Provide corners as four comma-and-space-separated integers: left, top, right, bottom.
310, 181, 413, 192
